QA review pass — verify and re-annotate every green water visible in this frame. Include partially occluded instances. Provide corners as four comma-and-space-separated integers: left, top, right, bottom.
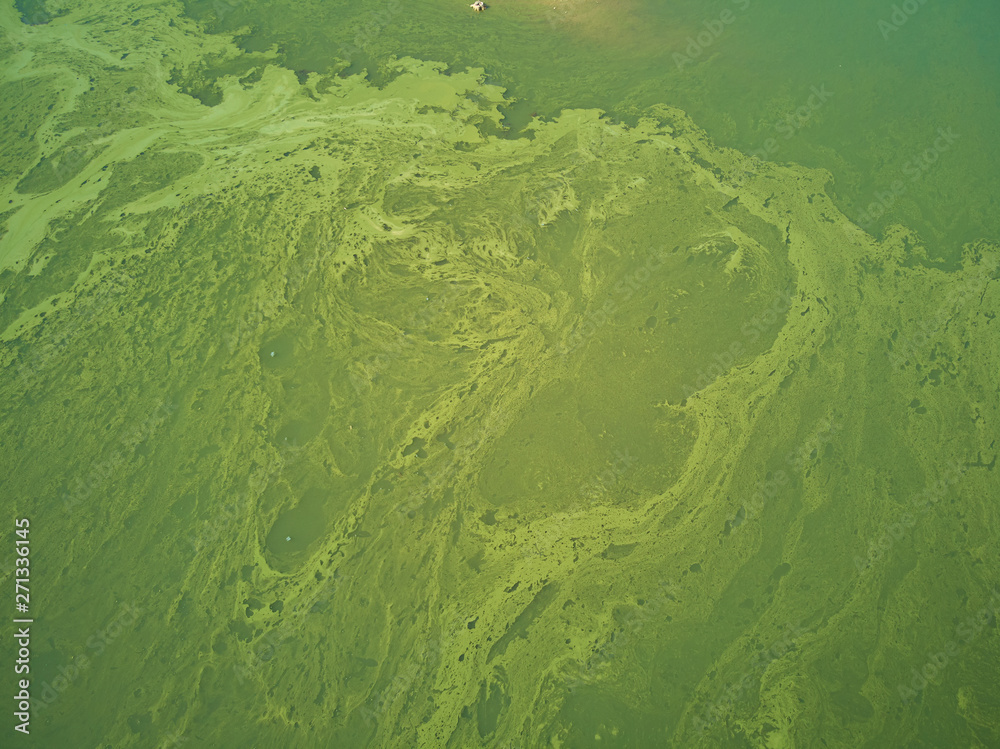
182, 0, 1000, 258
1, 0, 998, 747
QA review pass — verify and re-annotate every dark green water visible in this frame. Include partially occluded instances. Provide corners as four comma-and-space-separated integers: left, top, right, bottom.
184, 0, 1000, 258
1, 0, 998, 747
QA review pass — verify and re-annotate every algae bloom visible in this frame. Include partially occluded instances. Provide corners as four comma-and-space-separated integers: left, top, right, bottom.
1, 1, 998, 747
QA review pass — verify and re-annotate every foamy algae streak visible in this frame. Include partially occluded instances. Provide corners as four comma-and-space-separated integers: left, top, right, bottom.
0, 2, 998, 747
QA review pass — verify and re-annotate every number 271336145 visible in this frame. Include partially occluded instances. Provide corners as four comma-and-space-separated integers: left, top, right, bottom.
15, 518, 30, 603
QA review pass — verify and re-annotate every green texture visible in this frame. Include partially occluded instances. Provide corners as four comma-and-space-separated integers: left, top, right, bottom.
0, 1, 998, 748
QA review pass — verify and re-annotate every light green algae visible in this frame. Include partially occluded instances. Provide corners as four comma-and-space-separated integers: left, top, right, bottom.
0, 2, 998, 748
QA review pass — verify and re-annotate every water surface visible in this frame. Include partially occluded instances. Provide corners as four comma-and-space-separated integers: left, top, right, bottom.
1, 1, 998, 747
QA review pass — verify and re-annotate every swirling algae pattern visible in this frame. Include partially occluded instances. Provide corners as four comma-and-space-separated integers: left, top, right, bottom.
0, 1, 997, 747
